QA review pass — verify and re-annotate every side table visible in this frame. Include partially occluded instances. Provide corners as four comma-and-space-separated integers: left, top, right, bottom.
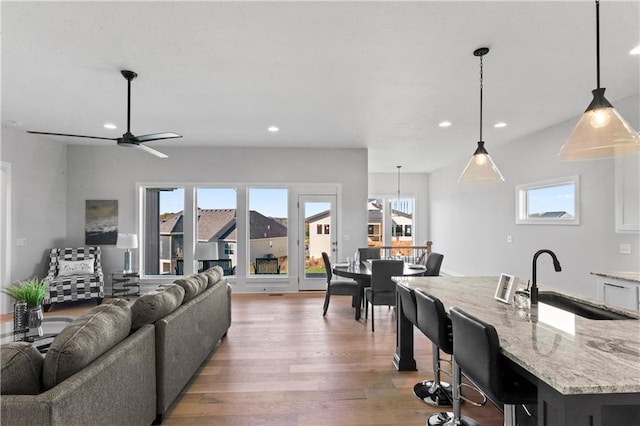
111, 271, 141, 298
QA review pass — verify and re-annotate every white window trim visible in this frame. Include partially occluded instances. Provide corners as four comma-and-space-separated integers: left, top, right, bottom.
515, 175, 580, 225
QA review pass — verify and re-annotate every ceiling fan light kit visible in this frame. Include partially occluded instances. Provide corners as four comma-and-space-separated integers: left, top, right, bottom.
558, 0, 640, 160
459, 47, 505, 183
27, 70, 181, 158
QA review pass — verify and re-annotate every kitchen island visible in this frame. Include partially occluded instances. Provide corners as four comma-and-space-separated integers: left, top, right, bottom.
393, 276, 640, 426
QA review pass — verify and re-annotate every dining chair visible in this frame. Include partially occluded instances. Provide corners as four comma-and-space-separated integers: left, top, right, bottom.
321, 252, 359, 316
424, 252, 444, 276
358, 247, 381, 261
364, 260, 403, 332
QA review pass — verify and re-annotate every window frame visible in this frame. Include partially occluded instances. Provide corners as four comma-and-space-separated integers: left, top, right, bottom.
516, 175, 580, 225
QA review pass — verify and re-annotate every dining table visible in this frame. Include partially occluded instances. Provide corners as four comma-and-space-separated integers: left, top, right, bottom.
332, 260, 427, 320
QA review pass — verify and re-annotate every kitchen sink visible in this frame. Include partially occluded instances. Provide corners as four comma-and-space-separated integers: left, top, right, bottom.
537, 292, 637, 320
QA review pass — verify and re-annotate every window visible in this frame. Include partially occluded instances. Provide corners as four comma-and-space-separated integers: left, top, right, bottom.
249, 188, 288, 275
143, 187, 184, 275
516, 176, 580, 225
324, 224, 330, 234
367, 198, 384, 246
196, 187, 237, 275
317, 224, 323, 235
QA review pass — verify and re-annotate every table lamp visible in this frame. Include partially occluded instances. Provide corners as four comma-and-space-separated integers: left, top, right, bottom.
195, 242, 218, 271
116, 233, 138, 273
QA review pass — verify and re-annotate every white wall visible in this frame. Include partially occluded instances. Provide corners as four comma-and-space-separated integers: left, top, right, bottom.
65, 146, 368, 292
1, 127, 68, 313
429, 95, 640, 298
368, 172, 430, 247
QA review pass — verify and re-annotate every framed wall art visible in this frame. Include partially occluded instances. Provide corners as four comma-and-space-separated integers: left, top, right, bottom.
85, 200, 118, 245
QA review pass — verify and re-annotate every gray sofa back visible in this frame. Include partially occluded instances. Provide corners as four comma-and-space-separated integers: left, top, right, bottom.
0, 324, 156, 426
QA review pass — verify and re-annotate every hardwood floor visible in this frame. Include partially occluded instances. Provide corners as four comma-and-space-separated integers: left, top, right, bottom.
24, 292, 504, 425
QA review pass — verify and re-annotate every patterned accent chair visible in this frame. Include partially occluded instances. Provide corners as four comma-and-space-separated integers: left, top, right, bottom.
43, 247, 104, 312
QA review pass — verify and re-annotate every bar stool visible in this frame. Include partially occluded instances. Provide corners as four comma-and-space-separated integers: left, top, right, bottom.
413, 289, 456, 425
450, 307, 538, 426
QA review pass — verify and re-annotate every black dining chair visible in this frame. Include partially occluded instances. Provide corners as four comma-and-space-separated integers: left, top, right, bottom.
364, 260, 403, 332
423, 252, 444, 276
358, 247, 381, 261
450, 307, 537, 426
321, 252, 359, 316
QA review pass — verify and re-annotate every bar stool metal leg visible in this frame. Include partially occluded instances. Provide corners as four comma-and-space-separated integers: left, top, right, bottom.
443, 357, 480, 426
415, 343, 453, 407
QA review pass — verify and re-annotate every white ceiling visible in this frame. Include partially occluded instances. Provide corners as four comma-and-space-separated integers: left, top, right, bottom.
2, 1, 639, 173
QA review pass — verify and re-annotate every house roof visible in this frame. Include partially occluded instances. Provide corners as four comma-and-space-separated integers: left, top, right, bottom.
160, 209, 287, 241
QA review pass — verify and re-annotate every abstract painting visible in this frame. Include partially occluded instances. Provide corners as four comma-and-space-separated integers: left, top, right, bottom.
85, 200, 118, 245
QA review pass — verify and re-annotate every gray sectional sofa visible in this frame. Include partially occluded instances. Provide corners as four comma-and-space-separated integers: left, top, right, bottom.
0, 266, 232, 426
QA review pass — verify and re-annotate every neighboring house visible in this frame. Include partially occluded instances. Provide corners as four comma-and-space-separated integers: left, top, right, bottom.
159, 209, 287, 274
306, 210, 332, 260
366, 200, 413, 246
532, 211, 573, 219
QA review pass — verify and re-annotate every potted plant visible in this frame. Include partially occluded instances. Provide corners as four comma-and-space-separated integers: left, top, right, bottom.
3, 278, 47, 338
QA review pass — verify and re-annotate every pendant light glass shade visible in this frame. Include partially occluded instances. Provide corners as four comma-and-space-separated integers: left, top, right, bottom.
459, 141, 504, 182
559, 89, 640, 160
559, 0, 640, 160
459, 47, 504, 183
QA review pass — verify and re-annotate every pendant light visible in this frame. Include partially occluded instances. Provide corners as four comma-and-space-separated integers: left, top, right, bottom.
459, 47, 505, 183
558, 0, 640, 160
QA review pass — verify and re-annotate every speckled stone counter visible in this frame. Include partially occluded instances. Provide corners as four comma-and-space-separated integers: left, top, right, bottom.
393, 276, 640, 426
591, 271, 640, 283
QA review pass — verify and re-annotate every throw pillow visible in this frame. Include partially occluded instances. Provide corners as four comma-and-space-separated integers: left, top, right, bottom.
173, 274, 208, 302
130, 283, 185, 330
57, 258, 95, 277
42, 299, 131, 390
202, 265, 223, 287
0, 342, 44, 395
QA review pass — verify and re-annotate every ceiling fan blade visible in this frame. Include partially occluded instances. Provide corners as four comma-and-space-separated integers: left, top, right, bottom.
129, 143, 169, 159
27, 131, 117, 141
130, 132, 182, 143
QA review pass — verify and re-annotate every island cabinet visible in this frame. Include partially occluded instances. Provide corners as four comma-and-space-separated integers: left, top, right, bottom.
393, 276, 640, 426
593, 272, 640, 312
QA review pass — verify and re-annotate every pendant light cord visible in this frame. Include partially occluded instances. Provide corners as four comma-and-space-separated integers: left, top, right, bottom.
595, 0, 601, 89
479, 54, 484, 142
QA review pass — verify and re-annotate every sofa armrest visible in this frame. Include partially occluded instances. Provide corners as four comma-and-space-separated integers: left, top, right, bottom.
155, 279, 231, 416
1, 325, 156, 426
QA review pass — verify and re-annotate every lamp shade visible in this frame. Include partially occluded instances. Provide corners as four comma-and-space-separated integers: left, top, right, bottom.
116, 233, 138, 249
458, 141, 505, 183
194, 242, 218, 260
559, 89, 640, 160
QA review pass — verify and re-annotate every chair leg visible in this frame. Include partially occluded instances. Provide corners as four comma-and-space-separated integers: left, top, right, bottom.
323, 290, 331, 316
371, 303, 375, 332
96, 297, 103, 306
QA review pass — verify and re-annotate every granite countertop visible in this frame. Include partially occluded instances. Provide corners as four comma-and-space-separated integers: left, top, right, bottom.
394, 276, 640, 395
591, 271, 640, 283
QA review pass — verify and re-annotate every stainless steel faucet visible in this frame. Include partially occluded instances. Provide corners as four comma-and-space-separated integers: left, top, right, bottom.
531, 249, 562, 305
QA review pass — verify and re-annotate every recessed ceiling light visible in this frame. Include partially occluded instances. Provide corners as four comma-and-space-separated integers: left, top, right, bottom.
630, 44, 640, 55
103, 123, 117, 129
268, 126, 279, 132
6, 120, 24, 127
438, 121, 452, 128
494, 122, 507, 128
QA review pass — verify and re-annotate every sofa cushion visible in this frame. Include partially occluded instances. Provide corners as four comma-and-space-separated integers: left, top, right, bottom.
130, 283, 185, 330
202, 265, 224, 287
173, 274, 208, 303
0, 342, 44, 395
42, 298, 131, 390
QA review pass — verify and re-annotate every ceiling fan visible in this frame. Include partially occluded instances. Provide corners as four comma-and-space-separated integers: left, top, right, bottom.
27, 70, 181, 158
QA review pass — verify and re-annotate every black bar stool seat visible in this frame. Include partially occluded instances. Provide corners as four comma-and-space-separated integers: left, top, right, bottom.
413, 289, 456, 425
450, 307, 537, 426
